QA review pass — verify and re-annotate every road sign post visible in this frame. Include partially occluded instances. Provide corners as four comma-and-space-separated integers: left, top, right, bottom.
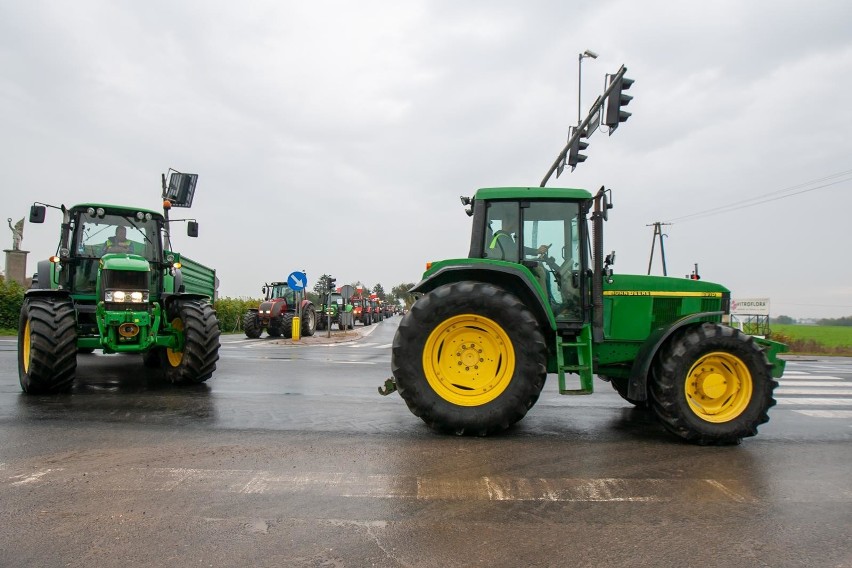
288, 271, 307, 341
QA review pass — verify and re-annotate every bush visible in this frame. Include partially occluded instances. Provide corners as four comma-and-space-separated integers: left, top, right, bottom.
0, 278, 25, 331
213, 297, 262, 333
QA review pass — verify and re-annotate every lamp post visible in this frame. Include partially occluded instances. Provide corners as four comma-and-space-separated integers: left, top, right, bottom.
577, 49, 598, 125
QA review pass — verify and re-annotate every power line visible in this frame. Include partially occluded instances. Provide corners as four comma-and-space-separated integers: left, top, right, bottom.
667, 169, 852, 223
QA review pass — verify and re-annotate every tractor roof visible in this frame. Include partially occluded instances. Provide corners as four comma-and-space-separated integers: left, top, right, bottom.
473, 187, 593, 201
72, 203, 165, 220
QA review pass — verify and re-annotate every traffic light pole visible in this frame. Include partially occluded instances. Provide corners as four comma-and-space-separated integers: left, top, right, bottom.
541, 65, 629, 188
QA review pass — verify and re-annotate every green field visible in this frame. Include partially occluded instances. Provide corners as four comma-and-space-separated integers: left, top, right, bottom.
770, 324, 852, 355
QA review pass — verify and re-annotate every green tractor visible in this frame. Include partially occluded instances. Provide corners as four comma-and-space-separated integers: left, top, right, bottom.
384, 186, 787, 444
19, 185, 220, 393
316, 292, 343, 331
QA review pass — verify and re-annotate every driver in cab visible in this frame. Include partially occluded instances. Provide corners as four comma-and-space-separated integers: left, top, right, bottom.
102, 226, 134, 254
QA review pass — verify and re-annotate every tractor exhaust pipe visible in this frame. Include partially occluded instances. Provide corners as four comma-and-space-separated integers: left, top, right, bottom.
591, 187, 608, 343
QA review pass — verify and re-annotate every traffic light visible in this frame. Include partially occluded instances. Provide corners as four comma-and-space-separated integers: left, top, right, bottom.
567, 131, 590, 167
604, 73, 634, 133
326, 276, 336, 292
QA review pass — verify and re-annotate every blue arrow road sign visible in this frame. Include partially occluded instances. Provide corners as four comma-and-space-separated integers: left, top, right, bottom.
288, 271, 307, 291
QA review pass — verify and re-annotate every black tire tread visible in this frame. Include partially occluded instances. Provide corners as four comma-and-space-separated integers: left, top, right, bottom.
19, 297, 78, 394
649, 322, 776, 445
243, 311, 263, 339
162, 300, 220, 384
391, 281, 547, 436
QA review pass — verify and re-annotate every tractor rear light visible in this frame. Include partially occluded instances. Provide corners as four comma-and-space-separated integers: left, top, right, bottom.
49, 255, 60, 263
426, 262, 432, 270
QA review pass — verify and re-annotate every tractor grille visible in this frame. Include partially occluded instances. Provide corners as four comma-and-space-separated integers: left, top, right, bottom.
101, 270, 150, 312
652, 298, 682, 327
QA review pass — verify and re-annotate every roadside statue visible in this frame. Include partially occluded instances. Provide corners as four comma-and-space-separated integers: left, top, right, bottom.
7, 217, 23, 250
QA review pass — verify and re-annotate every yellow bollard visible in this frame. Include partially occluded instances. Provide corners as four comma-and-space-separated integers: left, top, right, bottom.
292, 316, 301, 341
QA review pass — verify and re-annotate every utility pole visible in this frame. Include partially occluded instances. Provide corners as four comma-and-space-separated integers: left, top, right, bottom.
647, 222, 671, 276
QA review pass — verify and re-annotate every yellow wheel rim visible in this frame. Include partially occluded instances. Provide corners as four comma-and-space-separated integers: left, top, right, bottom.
22, 319, 32, 374
166, 317, 184, 367
422, 314, 515, 407
685, 351, 753, 423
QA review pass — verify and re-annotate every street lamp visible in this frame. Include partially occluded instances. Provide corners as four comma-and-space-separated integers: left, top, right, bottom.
578, 49, 599, 125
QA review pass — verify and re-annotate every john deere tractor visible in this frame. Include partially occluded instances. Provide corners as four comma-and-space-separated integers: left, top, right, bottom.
19, 174, 221, 393
243, 282, 317, 338
383, 187, 787, 445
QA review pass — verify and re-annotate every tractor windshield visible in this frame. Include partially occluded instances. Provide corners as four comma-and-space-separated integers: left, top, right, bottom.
269, 284, 296, 305
70, 209, 162, 294
74, 212, 160, 261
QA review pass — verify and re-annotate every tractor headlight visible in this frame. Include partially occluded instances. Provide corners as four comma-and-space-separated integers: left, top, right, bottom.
105, 290, 149, 303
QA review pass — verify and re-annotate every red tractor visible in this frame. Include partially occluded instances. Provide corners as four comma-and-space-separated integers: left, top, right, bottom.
368, 294, 384, 323
350, 288, 372, 326
243, 282, 317, 338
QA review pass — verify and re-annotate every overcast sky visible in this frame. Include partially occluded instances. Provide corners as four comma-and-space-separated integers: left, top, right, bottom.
2, 1, 850, 319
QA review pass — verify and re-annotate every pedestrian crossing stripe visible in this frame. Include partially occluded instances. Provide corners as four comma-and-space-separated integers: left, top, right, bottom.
776, 398, 852, 406
792, 410, 852, 419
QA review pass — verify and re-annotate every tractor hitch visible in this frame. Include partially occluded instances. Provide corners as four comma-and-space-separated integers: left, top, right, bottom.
378, 377, 397, 396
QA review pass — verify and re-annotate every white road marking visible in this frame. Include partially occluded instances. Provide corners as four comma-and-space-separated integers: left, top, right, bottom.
777, 388, 852, 396
776, 398, 852, 406
8, 468, 62, 486
1, 467, 778, 502
793, 410, 852, 419
778, 381, 851, 387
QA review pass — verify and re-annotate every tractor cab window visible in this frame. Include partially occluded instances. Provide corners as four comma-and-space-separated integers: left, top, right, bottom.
269, 284, 295, 305
521, 201, 583, 321
71, 210, 160, 293
75, 213, 157, 261
484, 201, 521, 262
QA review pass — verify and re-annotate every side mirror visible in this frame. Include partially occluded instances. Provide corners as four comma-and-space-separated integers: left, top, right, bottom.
262, 286, 267, 294
30, 205, 46, 224
187, 221, 199, 237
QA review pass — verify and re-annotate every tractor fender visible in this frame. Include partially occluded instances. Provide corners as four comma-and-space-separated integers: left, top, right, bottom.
24, 288, 71, 299
627, 311, 725, 401
162, 293, 213, 313
410, 263, 556, 332
31, 259, 55, 290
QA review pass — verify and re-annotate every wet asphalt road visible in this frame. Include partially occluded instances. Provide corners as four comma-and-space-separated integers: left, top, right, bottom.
0, 319, 850, 568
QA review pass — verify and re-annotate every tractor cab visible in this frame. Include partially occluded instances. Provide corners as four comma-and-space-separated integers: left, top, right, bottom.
264, 282, 297, 305
467, 187, 591, 324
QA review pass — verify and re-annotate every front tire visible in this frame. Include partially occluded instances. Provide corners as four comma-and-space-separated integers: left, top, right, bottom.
161, 300, 220, 384
243, 311, 262, 339
650, 322, 776, 445
18, 297, 78, 394
392, 281, 547, 436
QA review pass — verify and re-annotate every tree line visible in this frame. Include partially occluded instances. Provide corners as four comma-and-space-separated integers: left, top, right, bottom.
773, 315, 852, 326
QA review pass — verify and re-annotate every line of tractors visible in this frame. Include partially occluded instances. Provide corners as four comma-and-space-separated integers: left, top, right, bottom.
241, 283, 397, 339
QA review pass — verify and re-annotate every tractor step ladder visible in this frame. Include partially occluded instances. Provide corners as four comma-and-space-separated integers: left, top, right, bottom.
556, 325, 594, 395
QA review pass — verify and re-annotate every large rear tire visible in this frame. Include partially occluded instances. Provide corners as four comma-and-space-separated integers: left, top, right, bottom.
301, 305, 317, 337
243, 311, 262, 339
161, 300, 220, 384
18, 297, 78, 394
392, 281, 547, 436
650, 322, 776, 445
